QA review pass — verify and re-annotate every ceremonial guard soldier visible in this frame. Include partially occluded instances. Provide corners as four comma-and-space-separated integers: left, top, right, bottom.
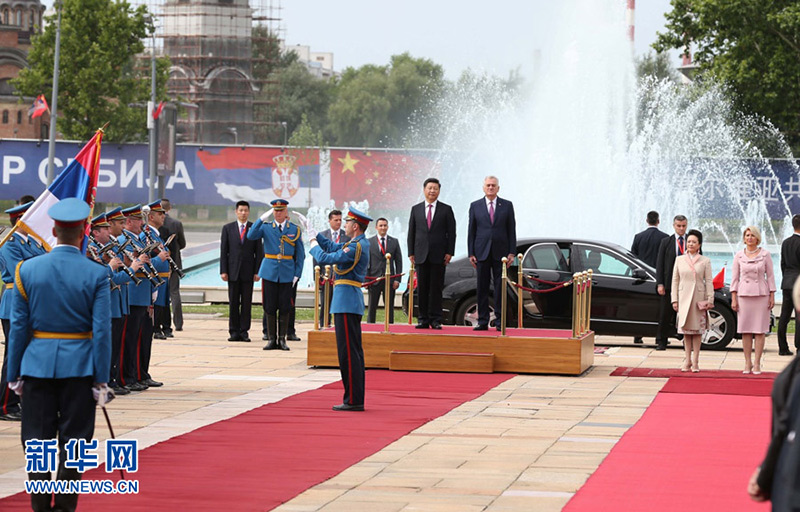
309, 207, 371, 411
247, 199, 305, 351
6, 198, 112, 512
0, 201, 46, 421
143, 200, 172, 341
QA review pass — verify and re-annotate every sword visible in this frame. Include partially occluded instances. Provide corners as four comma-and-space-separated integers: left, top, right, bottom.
101, 404, 125, 480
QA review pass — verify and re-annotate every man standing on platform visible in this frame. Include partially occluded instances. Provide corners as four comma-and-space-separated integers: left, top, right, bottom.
777, 214, 800, 356
248, 199, 304, 351
160, 198, 186, 336
220, 201, 262, 342
367, 218, 403, 323
309, 207, 371, 411
408, 178, 456, 330
6, 198, 111, 512
314, 209, 349, 327
655, 214, 688, 351
468, 175, 517, 331
0, 201, 45, 421
630, 210, 669, 344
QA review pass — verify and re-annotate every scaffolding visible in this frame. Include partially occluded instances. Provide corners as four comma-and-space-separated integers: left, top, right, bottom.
133, 0, 283, 145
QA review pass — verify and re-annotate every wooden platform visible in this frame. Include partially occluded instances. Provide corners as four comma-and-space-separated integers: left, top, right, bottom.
307, 324, 594, 375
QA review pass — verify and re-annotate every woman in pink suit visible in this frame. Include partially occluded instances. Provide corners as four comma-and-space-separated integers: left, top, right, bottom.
731, 226, 776, 375
672, 230, 714, 372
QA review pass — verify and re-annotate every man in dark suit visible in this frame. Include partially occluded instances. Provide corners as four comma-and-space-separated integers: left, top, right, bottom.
313, 209, 350, 326
630, 210, 669, 344
777, 214, 800, 355
159, 198, 186, 336
220, 200, 263, 342
367, 217, 403, 323
468, 175, 517, 331
408, 178, 456, 329
655, 214, 688, 350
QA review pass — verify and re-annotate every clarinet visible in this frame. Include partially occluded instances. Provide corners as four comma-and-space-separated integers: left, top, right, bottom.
142, 224, 185, 279
89, 234, 142, 285
87, 245, 121, 292
121, 230, 164, 287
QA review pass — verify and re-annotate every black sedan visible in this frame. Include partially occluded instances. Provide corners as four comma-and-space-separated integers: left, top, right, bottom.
404, 238, 738, 350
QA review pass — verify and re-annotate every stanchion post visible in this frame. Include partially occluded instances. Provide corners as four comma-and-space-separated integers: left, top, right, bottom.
407, 261, 415, 325
517, 253, 524, 329
571, 272, 579, 337
313, 265, 320, 331
323, 265, 331, 328
580, 271, 589, 334
384, 253, 392, 333
586, 269, 593, 333
501, 257, 508, 336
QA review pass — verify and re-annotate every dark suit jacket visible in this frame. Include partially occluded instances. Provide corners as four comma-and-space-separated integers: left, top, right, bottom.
467, 196, 516, 261
407, 201, 456, 265
368, 235, 403, 282
631, 226, 668, 267
160, 214, 186, 267
780, 234, 800, 290
313, 228, 349, 269
220, 221, 263, 282
656, 235, 679, 291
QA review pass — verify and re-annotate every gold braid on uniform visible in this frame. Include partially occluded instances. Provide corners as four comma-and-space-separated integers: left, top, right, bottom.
333, 240, 362, 276
281, 223, 301, 247
14, 261, 27, 301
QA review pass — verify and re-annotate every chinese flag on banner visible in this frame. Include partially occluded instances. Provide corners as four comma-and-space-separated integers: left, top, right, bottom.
330, 149, 440, 210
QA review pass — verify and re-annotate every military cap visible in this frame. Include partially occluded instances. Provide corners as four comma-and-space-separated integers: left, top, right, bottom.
5, 201, 33, 220
121, 205, 143, 219
270, 199, 289, 211
105, 207, 124, 222
91, 213, 110, 228
345, 207, 372, 226
48, 198, 90, 228
146, 199, 165, 213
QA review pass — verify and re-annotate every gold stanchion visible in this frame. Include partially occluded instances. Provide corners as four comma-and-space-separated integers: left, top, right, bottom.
384, 253, 392, 333
571, 272, 580, 337
313, 265, 321, 331
323, 265, 331, 328
580, 271, 589, 334
517, 253, 524, 329
501, 257, 508, 336
585, 269, 593, 333
407, 261, 415, 325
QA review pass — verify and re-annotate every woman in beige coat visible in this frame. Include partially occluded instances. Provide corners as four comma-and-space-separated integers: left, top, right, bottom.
671, 229, 714, 372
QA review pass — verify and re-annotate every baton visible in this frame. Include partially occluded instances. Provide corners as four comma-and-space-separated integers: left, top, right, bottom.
101, 405, 125, 480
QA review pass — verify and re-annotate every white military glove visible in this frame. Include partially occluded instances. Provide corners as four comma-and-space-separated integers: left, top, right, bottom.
8, 379, 23, 397
93, 384, 115, 407
259, 209, 274, 222
306, 227, 318, 239
292, 276, 299, 286
152, 291, 158, 303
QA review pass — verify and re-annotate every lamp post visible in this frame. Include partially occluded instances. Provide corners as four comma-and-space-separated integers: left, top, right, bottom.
226, 127, 238, 145
45, 0, 63, 185
280, 121, 287, 146
145, 15, 157, 203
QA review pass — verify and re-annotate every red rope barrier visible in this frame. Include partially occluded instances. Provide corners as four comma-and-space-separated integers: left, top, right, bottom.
509, 280, 572, 294
362, 273, 405, 288
525, 275, 571, 286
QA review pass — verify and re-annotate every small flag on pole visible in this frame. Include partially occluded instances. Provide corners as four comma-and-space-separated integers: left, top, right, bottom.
152, 101, 164, 120
28, 95, 49, 119
713, 266, 726, 290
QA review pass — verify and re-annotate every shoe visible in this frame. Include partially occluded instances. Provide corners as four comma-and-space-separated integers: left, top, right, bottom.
153, 332, 167, 340
126, 382, 148, 392
0, 411, 22, 421
142, 378, 163, 387
164, 331, 174, 338
240, 334, 251, 342
634, 337, 644, 344
431, 322, 442, 330
228, 335, 242, 342
287, 333, 301, 341
262, 334, 269, 341
780, 350, 794, 356
680, 364, 690, 372
278, 338, 290, 351
691, 366, 699, 373
263, 339, 278, 350
415, 323, 430, 329
495, 325, 502, 331
473, 325, 488, 331
753, 365, 762, 375
743, 369, 751, 375
111, 385, 131, 396
176, 327, 183, 332
332, 403, 364, 411
655, 343, 666, 351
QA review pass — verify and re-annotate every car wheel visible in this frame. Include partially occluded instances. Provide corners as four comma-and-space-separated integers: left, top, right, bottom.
455, 296, 495, 327
701, 306, 735, 350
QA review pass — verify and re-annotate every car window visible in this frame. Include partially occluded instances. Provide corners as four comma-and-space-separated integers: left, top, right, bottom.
523, 244, 569, 272
574, 244, 635, 276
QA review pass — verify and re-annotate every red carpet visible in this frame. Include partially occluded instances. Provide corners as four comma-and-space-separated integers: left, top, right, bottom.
355, 323, 575, 338
661, 376, 774, 396
611, 366, 777, 379
0, 371, 512, 511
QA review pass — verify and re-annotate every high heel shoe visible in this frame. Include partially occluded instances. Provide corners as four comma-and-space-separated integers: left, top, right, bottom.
753, 365, 762, 375
691, 365, 699, 373
743, 364, 752, 375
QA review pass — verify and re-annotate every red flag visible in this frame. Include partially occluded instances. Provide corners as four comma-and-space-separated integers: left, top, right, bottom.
152, 101, 165, 120
28, 95, 49, 118
713, 266, 725, 290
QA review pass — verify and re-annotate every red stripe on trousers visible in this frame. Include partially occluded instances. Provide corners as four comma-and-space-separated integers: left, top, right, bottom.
344, 316, 353, 404
136, 325, 143, 381
119, 316, 129, 385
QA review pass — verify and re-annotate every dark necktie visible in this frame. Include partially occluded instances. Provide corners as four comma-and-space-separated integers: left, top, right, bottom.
380, 237, 386, 255
678, 236, 684, 255
489, 201, 495, 224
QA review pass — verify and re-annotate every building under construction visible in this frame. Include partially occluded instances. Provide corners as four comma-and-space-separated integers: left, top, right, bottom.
137, 0, 283, 145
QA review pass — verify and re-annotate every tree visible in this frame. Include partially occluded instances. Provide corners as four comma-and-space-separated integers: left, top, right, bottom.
326, 53, 445, 147
274, 61, 334, 144
654, 0, 800, 148
636, 52, 679, 82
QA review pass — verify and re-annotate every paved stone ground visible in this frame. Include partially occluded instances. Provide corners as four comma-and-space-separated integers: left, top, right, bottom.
0, 318, 790, 510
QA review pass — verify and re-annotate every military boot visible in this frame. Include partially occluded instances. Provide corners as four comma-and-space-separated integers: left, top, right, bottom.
263, 314, 279, 350
278, 314, 290, 351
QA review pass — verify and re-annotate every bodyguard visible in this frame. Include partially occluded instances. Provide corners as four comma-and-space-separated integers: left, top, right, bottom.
309, 207, 371, 411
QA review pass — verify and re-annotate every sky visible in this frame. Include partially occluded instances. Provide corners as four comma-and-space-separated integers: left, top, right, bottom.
280, 0, 679, 79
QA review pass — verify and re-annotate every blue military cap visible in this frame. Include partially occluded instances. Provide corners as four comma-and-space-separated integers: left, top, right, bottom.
105, 207, 124, 222
91, 213, 110, 228
345, 207, 372, 226
146, 199, 165, 213
270, 199, 289, 211
5, 201, 33, 220
48, 198, 90, 227
121, 204, 143, 219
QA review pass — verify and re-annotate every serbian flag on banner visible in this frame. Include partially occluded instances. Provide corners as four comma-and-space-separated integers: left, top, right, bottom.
16, 129, 104, 251
713, 266, 726, 290
28, 95, 49, 118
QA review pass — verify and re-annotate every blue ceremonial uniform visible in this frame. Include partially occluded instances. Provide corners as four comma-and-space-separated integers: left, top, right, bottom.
248, 218, 305, 283
141, 225, 171, 307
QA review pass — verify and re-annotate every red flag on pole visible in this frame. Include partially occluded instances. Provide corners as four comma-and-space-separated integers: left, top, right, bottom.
713, 266, 725, 290
28, 95, 49, 118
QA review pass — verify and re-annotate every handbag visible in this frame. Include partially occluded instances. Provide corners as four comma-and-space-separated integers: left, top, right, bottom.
697, 300, 714, 311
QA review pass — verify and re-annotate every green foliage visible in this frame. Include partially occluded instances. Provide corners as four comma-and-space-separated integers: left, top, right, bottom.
636, 52, 679, 82
654, 0, 800, 148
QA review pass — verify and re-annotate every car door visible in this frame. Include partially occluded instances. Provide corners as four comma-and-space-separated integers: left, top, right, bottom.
519, 243, 573, 327
572, 243, 660, 336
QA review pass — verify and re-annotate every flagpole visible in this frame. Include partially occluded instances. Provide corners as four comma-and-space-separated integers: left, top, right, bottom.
45, 0, 63, 186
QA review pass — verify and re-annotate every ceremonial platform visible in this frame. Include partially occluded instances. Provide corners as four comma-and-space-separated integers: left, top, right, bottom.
307, 323, 594, 375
